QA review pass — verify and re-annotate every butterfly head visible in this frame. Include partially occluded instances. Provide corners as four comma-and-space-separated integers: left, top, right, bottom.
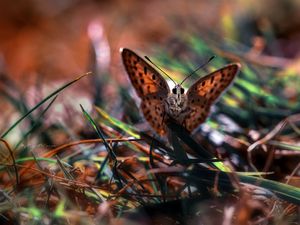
166, 84, 188, 118
172, 84, 185, 95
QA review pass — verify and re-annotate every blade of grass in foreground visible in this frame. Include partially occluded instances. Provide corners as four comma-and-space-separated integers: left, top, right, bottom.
168, 128, 188, 163
14, 96, 58, 151
81, 105, 124, 190
1, 72, 91, 139
80, 105, 116, 160
239, 174, 300, 205
95, 106, 140, 138
165, 119, 220, 169
187, 169, 300, 205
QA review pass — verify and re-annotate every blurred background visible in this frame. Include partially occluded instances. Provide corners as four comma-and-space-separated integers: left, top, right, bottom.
1, 0, 300, 143
1, 0, 300, 80
1, 1, 300, 224
1, 0, 300, 151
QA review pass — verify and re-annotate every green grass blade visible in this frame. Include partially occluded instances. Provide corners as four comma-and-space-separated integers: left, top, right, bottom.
95, 106, 140, 138
1, 72, 91, 139
14, 96, 58, 150
239, 174, 300, 205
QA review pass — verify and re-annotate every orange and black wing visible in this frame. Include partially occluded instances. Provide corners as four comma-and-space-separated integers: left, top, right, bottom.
121, 48, 170, 135
183, 63, 240, 132
121, 48, 170, 97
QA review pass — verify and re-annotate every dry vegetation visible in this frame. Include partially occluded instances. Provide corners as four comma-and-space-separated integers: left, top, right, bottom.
0, 1, 300, 224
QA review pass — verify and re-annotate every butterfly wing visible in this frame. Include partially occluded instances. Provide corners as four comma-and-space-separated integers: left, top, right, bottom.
121, 48, 170, 97
121, 48, 170, 135
141, 95, 167, 135
184, 63, 241, 132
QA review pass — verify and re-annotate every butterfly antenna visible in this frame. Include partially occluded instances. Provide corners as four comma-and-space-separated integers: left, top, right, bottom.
180, 55, 216, 85
145, 56, 177, 86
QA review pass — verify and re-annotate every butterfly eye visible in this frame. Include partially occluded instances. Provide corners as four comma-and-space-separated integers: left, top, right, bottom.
180, 88, 184, 94
172, 88, 177, 94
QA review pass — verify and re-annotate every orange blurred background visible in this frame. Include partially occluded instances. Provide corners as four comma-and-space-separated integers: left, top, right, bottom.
0, 0, 300, 107
1, 0, 299, 83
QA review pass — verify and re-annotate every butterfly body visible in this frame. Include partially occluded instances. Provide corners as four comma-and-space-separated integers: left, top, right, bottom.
165, 84, 188, 118
121, 48, 240, 136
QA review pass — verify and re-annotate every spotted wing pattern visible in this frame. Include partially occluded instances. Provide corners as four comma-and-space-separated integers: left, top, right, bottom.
121, 48, 170, 97
183, 64, 240, 132
141, 95, 167, 135
121, 48, 170, 135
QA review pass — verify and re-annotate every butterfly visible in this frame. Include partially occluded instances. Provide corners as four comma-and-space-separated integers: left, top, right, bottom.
121, 48, 241, 136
